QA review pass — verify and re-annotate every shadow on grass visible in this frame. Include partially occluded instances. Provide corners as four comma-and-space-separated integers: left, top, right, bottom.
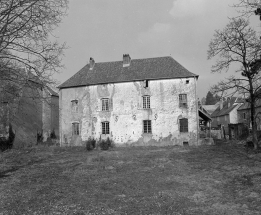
0, 167, 19, 179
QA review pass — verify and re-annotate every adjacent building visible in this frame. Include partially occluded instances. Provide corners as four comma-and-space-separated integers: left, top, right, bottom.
58, 55, 200, 146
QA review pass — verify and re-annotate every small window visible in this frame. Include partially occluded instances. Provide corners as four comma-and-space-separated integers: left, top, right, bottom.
143, 120, 152, 133
180, 118, 188, 132
71, 100, 78, 113
179, 94, 187, 108
101, 98, 109, 111
143, 95, 150, 109
243, 112, 246, 120
186, 80, 189, 84
72, 122, 80, 135
102, 121, 110, 134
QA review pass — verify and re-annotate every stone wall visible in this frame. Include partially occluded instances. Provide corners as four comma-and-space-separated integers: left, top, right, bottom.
60, 78, 198, 146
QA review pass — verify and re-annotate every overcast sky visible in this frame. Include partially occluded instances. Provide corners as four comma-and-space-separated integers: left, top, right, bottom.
54, 0, 260, 99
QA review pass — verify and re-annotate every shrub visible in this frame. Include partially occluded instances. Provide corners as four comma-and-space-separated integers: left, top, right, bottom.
50, 129, 56, 139
86, 137, 96, 151
99, 137, 113, 150
37, 131, 43, 143
0, 124, 15, 151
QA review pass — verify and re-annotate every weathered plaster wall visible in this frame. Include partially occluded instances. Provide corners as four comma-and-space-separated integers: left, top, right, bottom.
60, 78, 198, 146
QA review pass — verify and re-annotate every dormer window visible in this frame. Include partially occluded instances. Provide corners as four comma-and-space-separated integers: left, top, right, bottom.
71, 100, 78, 113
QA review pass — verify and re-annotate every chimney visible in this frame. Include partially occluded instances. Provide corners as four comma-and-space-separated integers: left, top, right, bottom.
123, 54, 131, 67
89, 57, 95, 70
220, 98, 223, 110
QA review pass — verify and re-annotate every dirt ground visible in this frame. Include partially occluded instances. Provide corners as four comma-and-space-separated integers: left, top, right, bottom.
0, 142, 261, 215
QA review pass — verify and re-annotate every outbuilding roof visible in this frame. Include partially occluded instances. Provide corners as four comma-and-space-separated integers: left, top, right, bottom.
211, 97, 244, 117
58, 56, 198, 89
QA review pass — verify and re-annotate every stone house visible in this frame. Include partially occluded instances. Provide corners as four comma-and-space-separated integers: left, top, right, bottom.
211, 97, 244, 135
58, 55, 201, 146
0, 70, 59, 147
237, 99, 261, 131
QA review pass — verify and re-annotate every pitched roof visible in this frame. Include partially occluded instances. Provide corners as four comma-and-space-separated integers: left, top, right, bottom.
58, 56, 198, 89
211, 97, 244, 117
202, 104, 219, 115
46, 86, 59, 97
238, 99, 261, 111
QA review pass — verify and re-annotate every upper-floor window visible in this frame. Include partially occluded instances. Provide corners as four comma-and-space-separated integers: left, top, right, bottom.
179, 118, 188, 132
72, 122, 80, 135
179, 94, 187, 108
243, 112, 246, 120
101, 98, 109, 111
71, 100, 78, 113
143, 95, 150, 109
102, 121, 110, 134
143, 120, 152, 134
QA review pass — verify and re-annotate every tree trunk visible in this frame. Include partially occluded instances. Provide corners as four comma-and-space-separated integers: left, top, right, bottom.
249, 81, 259, 150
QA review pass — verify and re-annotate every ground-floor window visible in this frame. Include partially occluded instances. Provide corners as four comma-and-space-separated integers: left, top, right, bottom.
102, 121, 110, 134
72, 122, 80, 135
180, 118, 188, 132
143, 120, 152, 133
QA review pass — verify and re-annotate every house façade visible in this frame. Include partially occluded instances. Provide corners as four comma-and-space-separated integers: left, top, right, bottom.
58, 55, 200, 146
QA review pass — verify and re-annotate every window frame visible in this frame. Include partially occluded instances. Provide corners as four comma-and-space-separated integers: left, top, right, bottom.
243, 112, 246, 120
142, 95, 150, 109
101, 121, 110, 134
71, 100, 79, 113
101, 98, 109, 111
72, 122, 80, 135
179, 118, 188, 133
179, 94, 187, 108
143, 120, 152, 134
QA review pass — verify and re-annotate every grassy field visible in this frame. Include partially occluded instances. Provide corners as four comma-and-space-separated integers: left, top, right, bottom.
0, 142, 261, 215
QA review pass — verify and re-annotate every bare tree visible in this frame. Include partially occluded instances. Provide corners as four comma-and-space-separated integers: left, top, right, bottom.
233, 0, 261, 17
0, 0, 68, 92
208, 18, 261, 149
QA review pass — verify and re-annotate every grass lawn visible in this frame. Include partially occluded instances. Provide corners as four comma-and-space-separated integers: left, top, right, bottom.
0, 142, 261, 214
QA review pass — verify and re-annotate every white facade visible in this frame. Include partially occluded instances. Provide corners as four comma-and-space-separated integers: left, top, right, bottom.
59, 77, 199, 146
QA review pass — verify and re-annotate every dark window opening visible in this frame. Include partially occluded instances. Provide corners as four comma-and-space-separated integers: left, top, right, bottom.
183, 141, 189, 146
72, 123, 80, 135
143, 120, 152, 133
102, 121, 110, 134
144, 80, 149, 88
180, 118, 188, 132
186, 80, 189, 84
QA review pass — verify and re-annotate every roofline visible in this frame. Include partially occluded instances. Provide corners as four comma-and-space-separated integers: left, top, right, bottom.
58, 75, 199, 89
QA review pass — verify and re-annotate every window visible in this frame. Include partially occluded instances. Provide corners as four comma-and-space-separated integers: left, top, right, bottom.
179, 94, 187, 108
71, 100, 78, 113
243, 112, 246, 120
143, 120, 152, 133
143, 95, 150, 109
72, 123, 80, 135
180, 118, 188, 132
101, 98, 109, 111
102, 121, 110, 134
